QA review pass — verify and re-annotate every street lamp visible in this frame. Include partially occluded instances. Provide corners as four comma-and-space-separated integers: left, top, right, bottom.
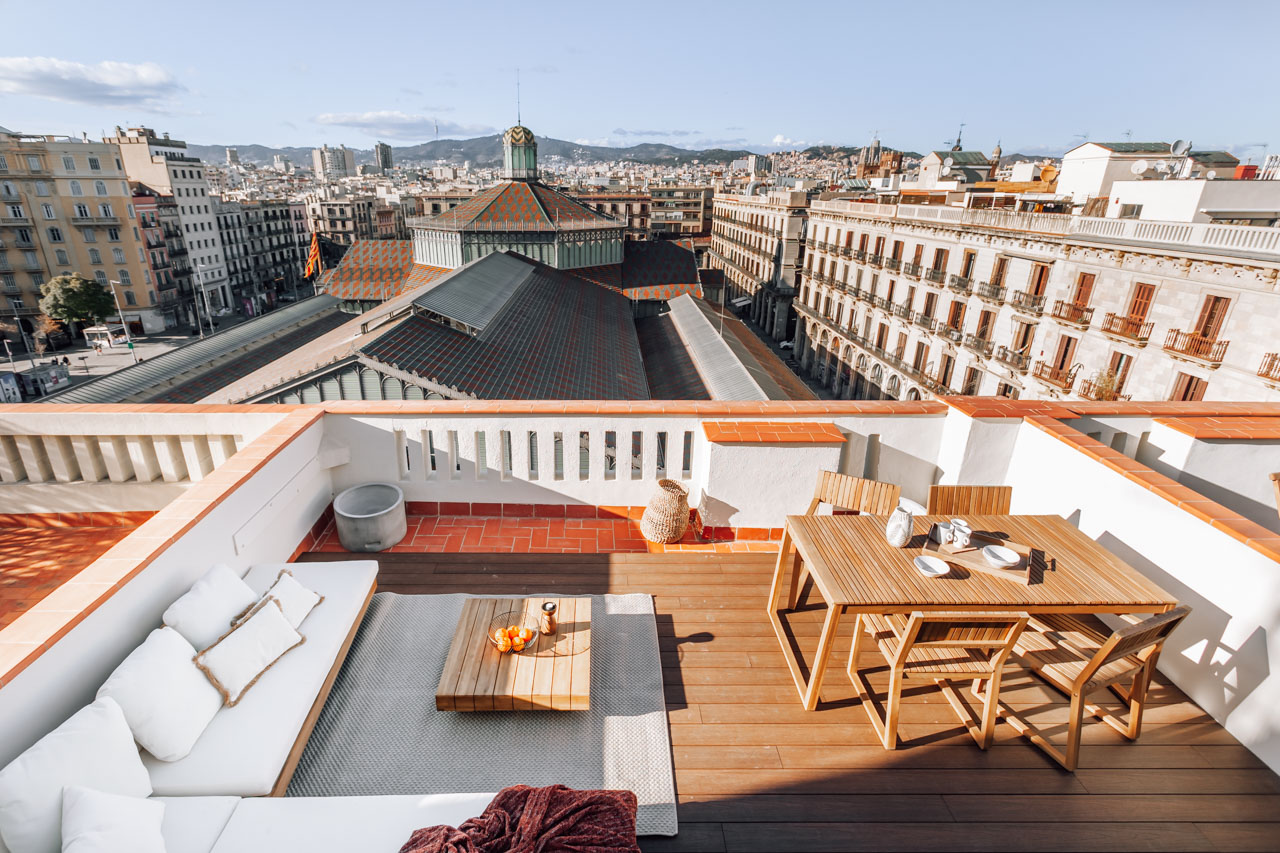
193, 262, 216, 338
107, 280, 140, 364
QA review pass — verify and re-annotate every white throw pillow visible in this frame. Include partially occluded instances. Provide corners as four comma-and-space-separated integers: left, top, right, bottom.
238, 569, 324, 630
0, 698, 152, 853
194, 597, 304, 707
162, 564, 257, 651
96, 627, 223, 762
60, 787, 164, 853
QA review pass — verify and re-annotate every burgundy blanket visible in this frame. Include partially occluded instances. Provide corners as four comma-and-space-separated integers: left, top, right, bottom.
398, 784, 642, 853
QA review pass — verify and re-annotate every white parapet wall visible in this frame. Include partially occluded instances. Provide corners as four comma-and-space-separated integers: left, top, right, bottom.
1005, 419, 1280, 774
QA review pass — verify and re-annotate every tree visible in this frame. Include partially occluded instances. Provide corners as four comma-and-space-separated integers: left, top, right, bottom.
38, 274, 116, 327
33, 314, 61, 356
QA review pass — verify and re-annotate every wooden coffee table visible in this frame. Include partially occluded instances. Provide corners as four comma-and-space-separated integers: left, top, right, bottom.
435, 597, 591, 711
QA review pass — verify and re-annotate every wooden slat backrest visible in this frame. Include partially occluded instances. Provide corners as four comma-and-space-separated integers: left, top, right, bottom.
1271, 473, 1279, 521
927, 485, 1013, 516
902, 611, 1029, 650
808, 471, 901, 516
1091, 606, 1191, 673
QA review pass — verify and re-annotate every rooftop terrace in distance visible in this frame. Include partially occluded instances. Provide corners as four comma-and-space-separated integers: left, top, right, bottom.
1, 399, 1278, 850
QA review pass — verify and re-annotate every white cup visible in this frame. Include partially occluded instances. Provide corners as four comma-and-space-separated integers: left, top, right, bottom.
952, 524, 971, 548
931, 522, 953, 544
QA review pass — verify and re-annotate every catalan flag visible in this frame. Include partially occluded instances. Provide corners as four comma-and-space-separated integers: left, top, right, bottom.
304, 232, 321, 278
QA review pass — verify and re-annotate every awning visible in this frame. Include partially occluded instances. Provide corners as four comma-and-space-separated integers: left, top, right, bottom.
730, 296, 753, 308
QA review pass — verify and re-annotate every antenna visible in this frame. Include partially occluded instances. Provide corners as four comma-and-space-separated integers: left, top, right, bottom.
1171, 139, 1191, 157
516, 68, 521, 125
1123, 129, 1133, 142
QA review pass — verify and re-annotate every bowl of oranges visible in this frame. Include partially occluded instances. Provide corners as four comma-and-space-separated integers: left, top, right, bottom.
488, 610, 539, 654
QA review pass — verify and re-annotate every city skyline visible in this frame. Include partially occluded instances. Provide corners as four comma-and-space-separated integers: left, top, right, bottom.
0, 0, 1275, 161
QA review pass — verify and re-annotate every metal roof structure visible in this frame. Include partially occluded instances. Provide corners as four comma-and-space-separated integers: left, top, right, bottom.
45, 295, 342, 404
665, 294, 767, 401
411, 252, 534, 335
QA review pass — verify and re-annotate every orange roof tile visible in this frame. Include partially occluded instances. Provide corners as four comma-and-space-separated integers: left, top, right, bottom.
1153, 416, 1280, 440
702, 421, 846, 444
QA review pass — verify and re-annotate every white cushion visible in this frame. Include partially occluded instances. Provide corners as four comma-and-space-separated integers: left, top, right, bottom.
210, 794, 495, 853
256, 571, 323, 629
60, 787, 164, 853
96, 628, 223, 762
163, 565, 258, 651
145, 561, 377, 796
195, 598, 303, 707
154, 797, 239, 853
0, 698, 152, 853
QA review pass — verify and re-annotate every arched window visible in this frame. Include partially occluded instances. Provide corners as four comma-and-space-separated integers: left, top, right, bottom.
94, 181, 108, 196
124, 290, 136, 305
69, 180, 83, 197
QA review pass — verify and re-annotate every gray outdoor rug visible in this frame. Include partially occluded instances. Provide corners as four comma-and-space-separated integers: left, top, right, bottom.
288, 592, 677, 836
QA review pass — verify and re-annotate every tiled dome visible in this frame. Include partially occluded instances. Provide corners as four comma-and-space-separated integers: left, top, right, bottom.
502, 125, 535, 145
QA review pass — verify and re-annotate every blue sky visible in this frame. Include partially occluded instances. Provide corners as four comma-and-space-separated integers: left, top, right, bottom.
0, 0, 1274, 160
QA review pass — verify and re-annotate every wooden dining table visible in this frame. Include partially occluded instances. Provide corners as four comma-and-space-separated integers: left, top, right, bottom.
766, 513, 1178, 710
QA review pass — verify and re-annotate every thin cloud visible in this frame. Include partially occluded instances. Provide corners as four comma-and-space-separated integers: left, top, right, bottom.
611, 128, 702, 138
400, 86, 423, 96
0, 56, 183, 110
314, 110, 495, 140
693, 137, 748, 149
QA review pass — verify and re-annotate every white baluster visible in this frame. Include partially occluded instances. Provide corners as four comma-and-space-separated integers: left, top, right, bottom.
125, 436, 161, 483
100, 436, 136, 483
0, 435, 28, 483
69, 436, 107, 483
13, 436, 53, 483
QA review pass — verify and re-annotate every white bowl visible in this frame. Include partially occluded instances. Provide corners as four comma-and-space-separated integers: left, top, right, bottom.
914, 555, 951, 577
983, 545, 1020, 568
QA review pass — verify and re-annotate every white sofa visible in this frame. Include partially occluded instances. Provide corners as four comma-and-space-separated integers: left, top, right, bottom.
146, 561, 378, 797
160, 793, 496, 853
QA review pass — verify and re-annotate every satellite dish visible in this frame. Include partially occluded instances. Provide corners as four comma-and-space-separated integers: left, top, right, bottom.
1206, 170, 1217, 180
943, 156, 954, 167
1130, 160, 1148, 175
940, 165, 952, 176
1155, 160, 1169, 172
1171, 139, 1191, 157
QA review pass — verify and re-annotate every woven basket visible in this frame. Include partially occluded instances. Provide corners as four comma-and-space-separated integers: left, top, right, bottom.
640, 479, 690, 544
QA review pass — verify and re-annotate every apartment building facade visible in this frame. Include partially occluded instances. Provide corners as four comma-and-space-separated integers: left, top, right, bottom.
215, 198, 307, 312
795, 199, 1280, 402
0, 130, 164, 340
650, 184, 713, 235
132, 186, 190, 330
312, 145, 355, 181
306, 194, 375, 245
571, 191, 650, 240
707, 189, 809, 341
105, 127, 231, 312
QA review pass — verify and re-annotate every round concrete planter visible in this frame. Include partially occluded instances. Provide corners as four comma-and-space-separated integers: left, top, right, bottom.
333, 482, 407, 552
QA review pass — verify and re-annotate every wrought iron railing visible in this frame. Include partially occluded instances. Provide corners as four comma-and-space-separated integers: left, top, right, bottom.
1163, 329, 1229, 364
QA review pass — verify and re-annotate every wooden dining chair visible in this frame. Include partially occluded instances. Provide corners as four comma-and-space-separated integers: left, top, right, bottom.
926, 484, 1013, 516
848, 611, 1029, 750
1270, 472, 1279, 521
808, 471, 901, 516
994, 606, 1191, 771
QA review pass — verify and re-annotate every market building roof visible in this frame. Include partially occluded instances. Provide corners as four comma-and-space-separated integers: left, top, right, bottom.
418, 181, 621, 233
319, 240, 448, 302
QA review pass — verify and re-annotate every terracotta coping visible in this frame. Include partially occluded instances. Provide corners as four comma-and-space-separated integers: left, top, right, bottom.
1024, 415, 1280, 564
0, 512, 155, 528
940, 397, 1280, 420
0, 408, 324, 690
702, 421, 846, 444
1152, 416, 1280, 440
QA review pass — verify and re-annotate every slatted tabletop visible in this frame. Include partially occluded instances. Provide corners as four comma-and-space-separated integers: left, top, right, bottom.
435, 597, 591, 711
767, 514, 1176, 710
789, 514, 1176, 613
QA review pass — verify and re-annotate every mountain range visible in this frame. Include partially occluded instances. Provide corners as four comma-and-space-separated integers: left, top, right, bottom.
187, 136, 759, 168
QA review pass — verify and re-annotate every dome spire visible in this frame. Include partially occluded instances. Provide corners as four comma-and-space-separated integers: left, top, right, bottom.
503, 123, 538, 181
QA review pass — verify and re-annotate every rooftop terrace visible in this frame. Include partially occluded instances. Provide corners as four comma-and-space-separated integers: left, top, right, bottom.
0, 399, 1278, 850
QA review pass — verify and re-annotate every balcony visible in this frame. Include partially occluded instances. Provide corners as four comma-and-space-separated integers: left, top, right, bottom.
890, 302, 912, 321
867, 252, 883, 268
804, 237, 816, 249
0, 215, 32, 226
974, 282, 1007, 304
939, 325, 963, 344
1032, 360, 1076, 390
1079, 373, 1131, 402
1009, 290, 1046, 315
1050, 300, 1094, 327
837, 245, 852, 258
962, 333, 994, 358
902, 262, 922, 279
1101, 313, 1154, 345
71, 215, 121, 225
851, 248, 867, 261
1260, 353, 1280, 384
1163, 329, 1230, 366
924, 267, 945, 284
869, 294, 891, 311
884, 257, 901, 272
994, 346, 1030, 372
913, 312, 937, 332
948, 274, 971, 294
0, 403, 1276, 850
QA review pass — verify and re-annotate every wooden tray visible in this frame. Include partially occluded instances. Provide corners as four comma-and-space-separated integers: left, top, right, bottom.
924, 529, 1040, 585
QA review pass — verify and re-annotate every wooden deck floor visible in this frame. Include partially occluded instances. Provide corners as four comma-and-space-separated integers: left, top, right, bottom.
296, 551, 1280, 853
